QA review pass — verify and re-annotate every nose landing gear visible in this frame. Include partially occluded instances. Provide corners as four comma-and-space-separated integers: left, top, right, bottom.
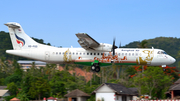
91, 63, 100, 72
162, 65, 166, 71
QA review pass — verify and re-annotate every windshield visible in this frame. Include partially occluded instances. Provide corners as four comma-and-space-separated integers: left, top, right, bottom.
157, 51, 167, 54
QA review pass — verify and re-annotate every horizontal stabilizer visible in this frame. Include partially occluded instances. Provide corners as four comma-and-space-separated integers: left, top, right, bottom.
4, 23, 20, 29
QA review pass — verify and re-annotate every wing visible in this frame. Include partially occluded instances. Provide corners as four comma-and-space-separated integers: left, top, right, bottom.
76, 33, 100, 50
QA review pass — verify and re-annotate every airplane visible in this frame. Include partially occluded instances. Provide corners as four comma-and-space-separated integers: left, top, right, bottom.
4, 22, 176, 72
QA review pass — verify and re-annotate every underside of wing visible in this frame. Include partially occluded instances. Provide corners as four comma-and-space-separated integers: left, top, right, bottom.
76, 33, 100, 50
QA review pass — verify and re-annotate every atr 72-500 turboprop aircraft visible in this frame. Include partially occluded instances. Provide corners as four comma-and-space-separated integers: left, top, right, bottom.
4, 22, 176, 72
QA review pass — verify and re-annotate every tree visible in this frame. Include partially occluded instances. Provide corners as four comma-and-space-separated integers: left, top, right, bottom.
17, 91, 29, 101
7, 82, 18, 96
138, 40, 148, 48
13, 60, 23, 76
28, 77, 50, 100
112, 64, 121, 80
49, 71, 75, 98
4, 74, 22, 87
133, 66, 173, 99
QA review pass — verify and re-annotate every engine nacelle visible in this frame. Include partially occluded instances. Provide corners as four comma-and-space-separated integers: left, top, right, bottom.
94, 43, 112, 52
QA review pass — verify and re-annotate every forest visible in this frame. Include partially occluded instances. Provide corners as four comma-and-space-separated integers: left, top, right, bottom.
0, 31, 180, 101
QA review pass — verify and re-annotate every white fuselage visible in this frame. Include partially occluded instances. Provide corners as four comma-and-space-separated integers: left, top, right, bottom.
6, 45, 176, 66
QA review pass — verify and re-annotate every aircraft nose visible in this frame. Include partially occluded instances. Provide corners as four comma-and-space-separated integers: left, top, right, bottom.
169, 56, 176, 64
171, 57, 176, 64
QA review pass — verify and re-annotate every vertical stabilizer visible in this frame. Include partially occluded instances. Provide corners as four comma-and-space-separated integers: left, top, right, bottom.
4, 22, 38, 50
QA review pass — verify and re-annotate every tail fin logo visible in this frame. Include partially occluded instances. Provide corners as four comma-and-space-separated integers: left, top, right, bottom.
15, 34, 25, 47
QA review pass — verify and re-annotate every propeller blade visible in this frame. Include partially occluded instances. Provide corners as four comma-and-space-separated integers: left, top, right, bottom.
119, 42, 121, 48
112, 38, 117, 56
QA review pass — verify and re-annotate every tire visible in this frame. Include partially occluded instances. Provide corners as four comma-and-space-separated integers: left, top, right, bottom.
95, 66, 100, 72
91, 65, 95, 71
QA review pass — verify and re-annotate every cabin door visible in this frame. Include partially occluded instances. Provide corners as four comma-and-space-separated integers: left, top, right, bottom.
45, 51, 50, 60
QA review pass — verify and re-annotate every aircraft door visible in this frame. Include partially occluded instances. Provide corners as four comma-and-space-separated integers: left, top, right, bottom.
45, 51, 50, 60
135, 50, 139, 58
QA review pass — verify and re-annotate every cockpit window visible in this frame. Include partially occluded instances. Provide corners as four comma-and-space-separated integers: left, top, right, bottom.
162, 51, 167, 54
157, 51, 167, 54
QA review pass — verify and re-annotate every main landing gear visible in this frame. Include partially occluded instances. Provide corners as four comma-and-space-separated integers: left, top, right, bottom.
91, 63, 100, 72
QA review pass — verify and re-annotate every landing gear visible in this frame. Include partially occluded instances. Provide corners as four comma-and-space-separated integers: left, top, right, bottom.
91, 65, 95, 71
162, 65, 166, 71
91, 63, 100, 72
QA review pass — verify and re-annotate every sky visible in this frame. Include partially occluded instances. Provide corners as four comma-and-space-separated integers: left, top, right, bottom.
0, 0, 180, 47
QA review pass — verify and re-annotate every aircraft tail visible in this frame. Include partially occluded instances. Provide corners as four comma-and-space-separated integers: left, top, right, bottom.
4, 22, 38, 50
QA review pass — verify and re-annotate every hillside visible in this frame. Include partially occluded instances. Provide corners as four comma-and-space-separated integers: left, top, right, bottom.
58, 66, 93, 81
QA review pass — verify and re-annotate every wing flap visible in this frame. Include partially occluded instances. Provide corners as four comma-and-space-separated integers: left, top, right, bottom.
76, 33, 100, 50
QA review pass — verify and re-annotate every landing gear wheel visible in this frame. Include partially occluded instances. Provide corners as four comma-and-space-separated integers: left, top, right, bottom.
95, 66, 100, 72
91, 63, 101, 72
91, 65, 96, 71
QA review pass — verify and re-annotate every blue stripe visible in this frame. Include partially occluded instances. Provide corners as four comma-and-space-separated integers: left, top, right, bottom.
15, 33, 25, 46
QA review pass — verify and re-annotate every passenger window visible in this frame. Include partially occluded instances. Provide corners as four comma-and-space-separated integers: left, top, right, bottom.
63, 52, 64, 55
69, 52, 71, 55
136, 53, 138, 56
125, 53, 127, 56
122, 53, 124, 56
118, 53, 120, 56
80, 53, 81, 55
101, 53, 103, 55
132, 53, 134, 56
56, 52, 58, 55
87, 53, 89, 55
76, 53, 78, 55
66, 53, 68, 55
59, 52, 61, 55
97, 53, 99, 55
94, 53, 96, 55
73, 52, 74, 55
90, 53, 92, 55
129, 53, 131, 56
83, 53, 85, 55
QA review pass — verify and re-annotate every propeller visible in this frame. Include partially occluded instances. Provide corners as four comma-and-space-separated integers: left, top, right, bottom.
119, 42, 121, 48
112, 38, 118, 56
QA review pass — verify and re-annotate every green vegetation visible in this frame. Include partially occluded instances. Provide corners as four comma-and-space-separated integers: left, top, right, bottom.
1, 61, 176, 100
133, 66, 172, 99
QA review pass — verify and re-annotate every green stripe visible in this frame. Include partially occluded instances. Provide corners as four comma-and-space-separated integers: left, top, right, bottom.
74, 62, 137, 66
